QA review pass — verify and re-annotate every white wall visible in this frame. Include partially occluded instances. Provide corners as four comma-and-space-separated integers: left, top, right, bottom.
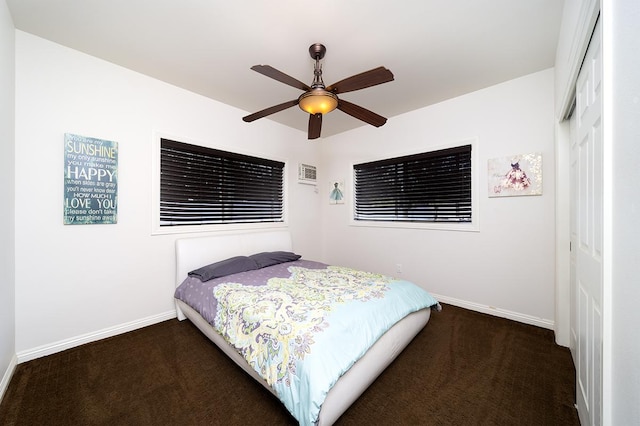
13, 31, 323, 358
11, 25, 558, 362
319, 69, 556, 327
11, 26, 557, 364
609, 1, 640, 423
0, 0, 16, 400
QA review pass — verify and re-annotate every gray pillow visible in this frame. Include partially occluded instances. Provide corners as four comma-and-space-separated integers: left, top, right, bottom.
188, 256, 258, 282
249, 251, 301, 268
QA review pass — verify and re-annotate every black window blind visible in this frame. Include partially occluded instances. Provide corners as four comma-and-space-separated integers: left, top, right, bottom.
354, 145, 472, 223
160, 139, 284, 226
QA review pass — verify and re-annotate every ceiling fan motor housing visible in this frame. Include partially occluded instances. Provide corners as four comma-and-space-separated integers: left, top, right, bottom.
309, 43, 327, 60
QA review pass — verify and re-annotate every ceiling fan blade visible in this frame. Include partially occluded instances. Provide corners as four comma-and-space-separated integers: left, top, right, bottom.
337, 99, 387, 127
242, 99, 298, 122
251, 65, 311, 91
326, 66, 394, 94
308, 113, 322, 139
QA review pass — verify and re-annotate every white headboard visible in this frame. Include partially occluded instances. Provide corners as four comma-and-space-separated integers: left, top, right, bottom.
175, 230, 292, 288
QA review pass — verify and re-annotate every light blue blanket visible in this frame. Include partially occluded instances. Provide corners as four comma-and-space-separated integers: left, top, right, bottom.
212, 265, 439, 425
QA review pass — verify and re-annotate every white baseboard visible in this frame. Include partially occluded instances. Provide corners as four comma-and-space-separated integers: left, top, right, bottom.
13, 298, 553, 364
0, 353, 18, 403
432, 293, 555, 330
16, 310, 177, 364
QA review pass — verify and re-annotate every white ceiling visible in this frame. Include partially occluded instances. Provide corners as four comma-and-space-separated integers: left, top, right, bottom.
7, 0, 564, 139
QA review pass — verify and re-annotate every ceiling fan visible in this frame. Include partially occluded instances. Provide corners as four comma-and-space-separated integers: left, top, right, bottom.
242, 43, 394, 140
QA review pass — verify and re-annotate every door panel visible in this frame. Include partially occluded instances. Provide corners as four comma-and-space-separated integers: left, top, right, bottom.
571, 18, 602, 426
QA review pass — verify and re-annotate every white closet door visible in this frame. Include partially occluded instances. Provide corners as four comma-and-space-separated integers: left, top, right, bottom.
571, 18, 603, 426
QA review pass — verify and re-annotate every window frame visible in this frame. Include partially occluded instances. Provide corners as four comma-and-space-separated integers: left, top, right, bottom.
349, 138, 479, 232
151, 133, 289, 235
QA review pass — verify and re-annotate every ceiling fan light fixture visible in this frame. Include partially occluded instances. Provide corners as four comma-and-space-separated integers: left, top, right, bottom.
298, 89, 338, 115
243, 43, 392, 138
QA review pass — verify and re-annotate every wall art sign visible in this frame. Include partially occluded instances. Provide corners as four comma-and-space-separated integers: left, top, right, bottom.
63, 133, 118, 224
329, 180, 345, 204
488, 152, 542, 197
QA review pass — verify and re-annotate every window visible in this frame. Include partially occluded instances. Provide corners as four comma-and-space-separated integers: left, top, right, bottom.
160, 138, 284, 227
353, 144, 472, 224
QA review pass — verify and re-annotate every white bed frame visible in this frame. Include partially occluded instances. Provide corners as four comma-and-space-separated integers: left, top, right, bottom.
175, 230, 431, 425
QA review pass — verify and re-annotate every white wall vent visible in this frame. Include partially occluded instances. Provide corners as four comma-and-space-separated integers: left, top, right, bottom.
298, 163, 317, 184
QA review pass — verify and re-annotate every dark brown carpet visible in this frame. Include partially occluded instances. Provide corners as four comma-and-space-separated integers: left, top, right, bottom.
0, 304, 579, 425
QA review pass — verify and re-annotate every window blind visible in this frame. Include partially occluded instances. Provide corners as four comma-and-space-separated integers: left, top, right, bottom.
160, 139, 284, 226
354, 145, 472, 223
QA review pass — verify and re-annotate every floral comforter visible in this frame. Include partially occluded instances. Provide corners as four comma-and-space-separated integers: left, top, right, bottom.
175, 260, 439, 425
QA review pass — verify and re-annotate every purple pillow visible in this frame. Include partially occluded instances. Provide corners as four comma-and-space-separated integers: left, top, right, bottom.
188, 256, 258, 282
249, 251, 302, 268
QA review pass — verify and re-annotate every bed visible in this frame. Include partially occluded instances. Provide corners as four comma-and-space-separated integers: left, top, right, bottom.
174, 230, 439, 425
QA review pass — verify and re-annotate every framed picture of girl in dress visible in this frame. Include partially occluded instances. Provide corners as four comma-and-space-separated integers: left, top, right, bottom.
329, 180, 345, 204
488, 153, 542, 197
